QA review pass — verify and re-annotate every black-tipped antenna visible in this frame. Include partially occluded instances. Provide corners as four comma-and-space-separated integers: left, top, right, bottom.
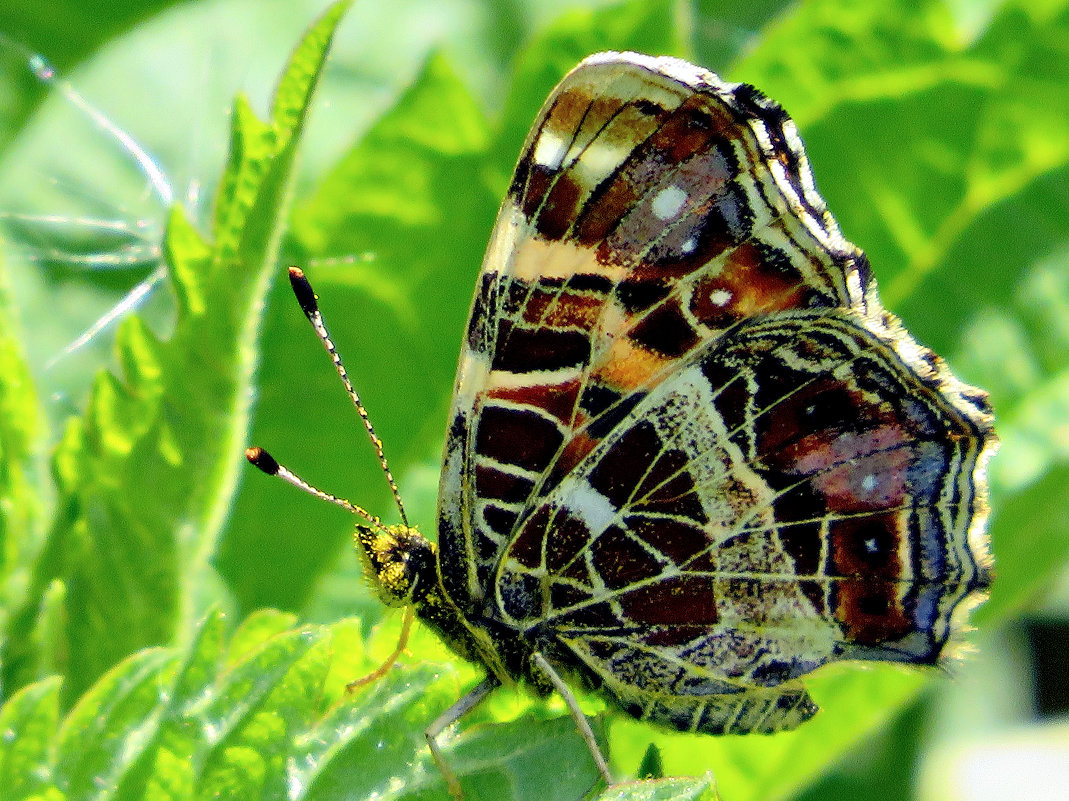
245, 443, 418, 688
245, 447, 383, 525
286, 266, 409, 528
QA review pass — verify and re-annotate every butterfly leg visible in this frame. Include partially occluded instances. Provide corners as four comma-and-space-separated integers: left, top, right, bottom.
531, 651, 613, 787
346, 607, 414, 691
426, 675, 500, 801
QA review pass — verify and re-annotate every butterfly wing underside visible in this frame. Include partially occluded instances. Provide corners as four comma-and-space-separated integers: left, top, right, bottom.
496, 310, 992, 733
436, 52, 994, 735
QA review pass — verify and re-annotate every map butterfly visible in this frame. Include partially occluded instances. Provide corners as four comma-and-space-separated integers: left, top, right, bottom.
249, 51, 995, 796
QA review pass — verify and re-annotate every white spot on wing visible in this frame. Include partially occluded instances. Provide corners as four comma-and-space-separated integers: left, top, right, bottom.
574, 141, 633, 182
533, 130, 568, 169
651, 184, 687, 221
710, 288, 732, 306
569, 482, 617, 535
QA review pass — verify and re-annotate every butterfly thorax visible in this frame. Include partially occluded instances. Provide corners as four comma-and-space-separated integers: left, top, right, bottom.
355, 523, 544, 690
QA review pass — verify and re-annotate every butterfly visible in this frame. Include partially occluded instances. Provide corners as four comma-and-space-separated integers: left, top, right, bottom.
250, 51, 995, 798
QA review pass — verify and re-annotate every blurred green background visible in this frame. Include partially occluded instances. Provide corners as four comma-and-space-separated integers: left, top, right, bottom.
0, 0, 1066, 799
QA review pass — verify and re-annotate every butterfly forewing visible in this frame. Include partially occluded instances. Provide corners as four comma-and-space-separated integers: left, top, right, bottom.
439, 53, 876, 611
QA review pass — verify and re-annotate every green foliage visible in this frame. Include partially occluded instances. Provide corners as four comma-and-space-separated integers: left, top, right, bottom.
594, 777, 718, 801
0, 608, 604, 800
0, 0, 1066, 800
0, 0, 354, 701
0, 253, 45, 645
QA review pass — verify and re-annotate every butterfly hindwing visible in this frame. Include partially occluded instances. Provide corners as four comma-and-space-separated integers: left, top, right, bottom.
492, 309, 990, 732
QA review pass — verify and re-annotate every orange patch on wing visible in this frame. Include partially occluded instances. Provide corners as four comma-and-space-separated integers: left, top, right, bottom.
547, 89, 628, 157
594, 335, 672, 392
713, 242, 807, 315
546, 428, 598, 488
547, 87, 597, 136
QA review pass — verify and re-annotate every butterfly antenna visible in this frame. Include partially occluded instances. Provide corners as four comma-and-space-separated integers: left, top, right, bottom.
286, 266, 410, 528
245, 446, 383, 526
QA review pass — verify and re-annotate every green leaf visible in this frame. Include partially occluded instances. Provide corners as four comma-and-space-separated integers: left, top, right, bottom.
0, 257, 47, 643
0, 1, 190, 152
0, 612, 600, 801
56, 646, 179, 797
0, 675, 63, 800
223, 49, 498, 614
0, 0, 187, 74
593, 776, 718, 801
0, 0, 354, 703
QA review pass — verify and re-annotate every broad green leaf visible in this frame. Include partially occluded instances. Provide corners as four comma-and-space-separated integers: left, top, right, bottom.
0, 0, 353, 703
594, 776, 718, 801
0, 612, 600, 801
56, 646, 179, 797
0, 257, 46, 642
0, 0, 185, 73
0, 675, 63, 800
0, 1, 185, 152
225, 50, 498, 615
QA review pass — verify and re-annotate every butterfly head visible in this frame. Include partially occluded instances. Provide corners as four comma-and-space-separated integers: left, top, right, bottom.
354, 521, 506, 676
355, 523, 438, 608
